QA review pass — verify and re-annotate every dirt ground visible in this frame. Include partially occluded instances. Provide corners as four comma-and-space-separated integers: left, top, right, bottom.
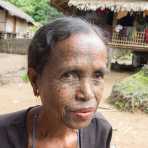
0, 53, 148, 148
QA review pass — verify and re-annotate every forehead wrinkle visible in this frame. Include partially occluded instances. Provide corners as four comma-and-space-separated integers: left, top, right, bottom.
49, 47, 107, 71
55, 53, 99, 67
56, 43, 106, 56
48, 33, 107, 70
53, 32, 106, 54
52, 46, 106, 63
57, 55, 106, 73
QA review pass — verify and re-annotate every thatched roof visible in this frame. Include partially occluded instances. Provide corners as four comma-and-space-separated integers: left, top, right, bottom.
68, 0, 148, 12
0, 0, 34, 24
50, 0, 71, 14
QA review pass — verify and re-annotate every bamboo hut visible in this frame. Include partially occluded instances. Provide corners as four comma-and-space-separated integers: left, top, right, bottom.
50, 0, 148, 51
0, 0, 34, 39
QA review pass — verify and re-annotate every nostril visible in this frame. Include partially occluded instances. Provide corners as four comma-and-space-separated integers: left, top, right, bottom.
75, 90, 93, 101
76, 80, 94, 101
75, 90, 86, 101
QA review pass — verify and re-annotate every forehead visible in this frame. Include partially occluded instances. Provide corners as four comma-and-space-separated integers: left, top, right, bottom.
42, 33, 107, 76
50, 33, 107, 62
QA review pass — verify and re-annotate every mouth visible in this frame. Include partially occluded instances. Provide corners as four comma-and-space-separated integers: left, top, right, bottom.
68, 107, 96, 120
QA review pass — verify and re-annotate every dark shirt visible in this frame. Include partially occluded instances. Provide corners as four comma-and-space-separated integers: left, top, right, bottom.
0, 108, 112, 148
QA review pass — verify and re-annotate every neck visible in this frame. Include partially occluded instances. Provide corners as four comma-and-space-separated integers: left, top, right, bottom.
35, 106, 77, 140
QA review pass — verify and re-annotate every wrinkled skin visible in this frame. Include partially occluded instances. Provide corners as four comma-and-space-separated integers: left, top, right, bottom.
28, 32, 107, 147
38, 33, 107, 127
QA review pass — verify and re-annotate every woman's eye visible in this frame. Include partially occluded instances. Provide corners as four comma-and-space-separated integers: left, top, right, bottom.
94, 71, 104, 79
61, 71, 78, 81
92, 71, 104, 85
63, 73, 73, 78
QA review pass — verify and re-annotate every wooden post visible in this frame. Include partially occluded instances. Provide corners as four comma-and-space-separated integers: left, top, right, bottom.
107, 12, 117, 71
13, 16, 16, 33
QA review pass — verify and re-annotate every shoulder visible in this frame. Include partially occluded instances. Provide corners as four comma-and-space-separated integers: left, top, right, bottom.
84, 111, 112, 138
92, 112, 112, 131
80, 112, 112, 148
0, 109, 30, 147
0, 109, 28, 128
81, 111, 112, 135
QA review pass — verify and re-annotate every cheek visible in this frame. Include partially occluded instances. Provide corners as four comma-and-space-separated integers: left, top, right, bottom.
55, 86, 76, 114
95, 82, 104, 102
58, 87, 70, 97
57, 85, 75, 102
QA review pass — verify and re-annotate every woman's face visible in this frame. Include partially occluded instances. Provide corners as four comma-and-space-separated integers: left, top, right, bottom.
36, 33, 107, 129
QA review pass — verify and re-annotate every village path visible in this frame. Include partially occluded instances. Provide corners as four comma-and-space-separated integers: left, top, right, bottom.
0, 53, 148, 148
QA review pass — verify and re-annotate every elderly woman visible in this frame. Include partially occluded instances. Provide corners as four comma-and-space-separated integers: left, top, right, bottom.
0, 17, 112, 148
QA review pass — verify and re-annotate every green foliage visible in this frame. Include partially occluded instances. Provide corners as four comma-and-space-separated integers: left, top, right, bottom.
7, 0, 63, 24
20, 72, 29, 83
108, 67, 148, 113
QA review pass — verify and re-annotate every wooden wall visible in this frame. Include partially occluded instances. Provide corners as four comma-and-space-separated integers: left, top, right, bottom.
0, 38, 31, 54
0, 8, 31, 34
16, 18, 29, 33
6, 13, 15, 32
0, 8, 6, 31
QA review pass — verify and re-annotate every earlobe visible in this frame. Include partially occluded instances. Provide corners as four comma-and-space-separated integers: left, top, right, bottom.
28, 68, 39, 97
34, 87, 39, 97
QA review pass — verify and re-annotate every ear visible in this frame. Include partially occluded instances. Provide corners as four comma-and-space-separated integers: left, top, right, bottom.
28, 68, 39, 97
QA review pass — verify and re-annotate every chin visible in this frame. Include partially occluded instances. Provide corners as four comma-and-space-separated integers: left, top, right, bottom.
63, 114, 93, 129
62, 108, 96, 129
73, 120, 92, 129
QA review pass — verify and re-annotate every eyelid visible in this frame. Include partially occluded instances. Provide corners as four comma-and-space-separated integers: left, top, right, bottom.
94, 70, 105, 78
67, 70, 79, 75
60, 68, 106, 80
61, 70, 79, 79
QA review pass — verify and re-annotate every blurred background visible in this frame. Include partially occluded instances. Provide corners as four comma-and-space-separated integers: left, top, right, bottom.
0, 0, 148, 148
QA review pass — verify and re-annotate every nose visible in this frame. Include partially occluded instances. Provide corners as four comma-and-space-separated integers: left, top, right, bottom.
75, 79, 95, 101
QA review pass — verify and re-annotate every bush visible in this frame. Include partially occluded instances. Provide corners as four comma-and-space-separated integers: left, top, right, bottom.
20, 72, 29, 83
108, 66, 148, 113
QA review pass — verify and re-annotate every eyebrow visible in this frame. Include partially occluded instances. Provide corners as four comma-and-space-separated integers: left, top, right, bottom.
58, 65, 107, 75
95, 67, 107, 75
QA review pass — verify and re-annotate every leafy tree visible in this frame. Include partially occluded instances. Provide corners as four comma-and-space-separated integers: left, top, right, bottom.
7, 0, 63, 24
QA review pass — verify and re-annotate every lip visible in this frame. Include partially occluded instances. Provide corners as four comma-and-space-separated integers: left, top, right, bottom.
69, 107, 95, 120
